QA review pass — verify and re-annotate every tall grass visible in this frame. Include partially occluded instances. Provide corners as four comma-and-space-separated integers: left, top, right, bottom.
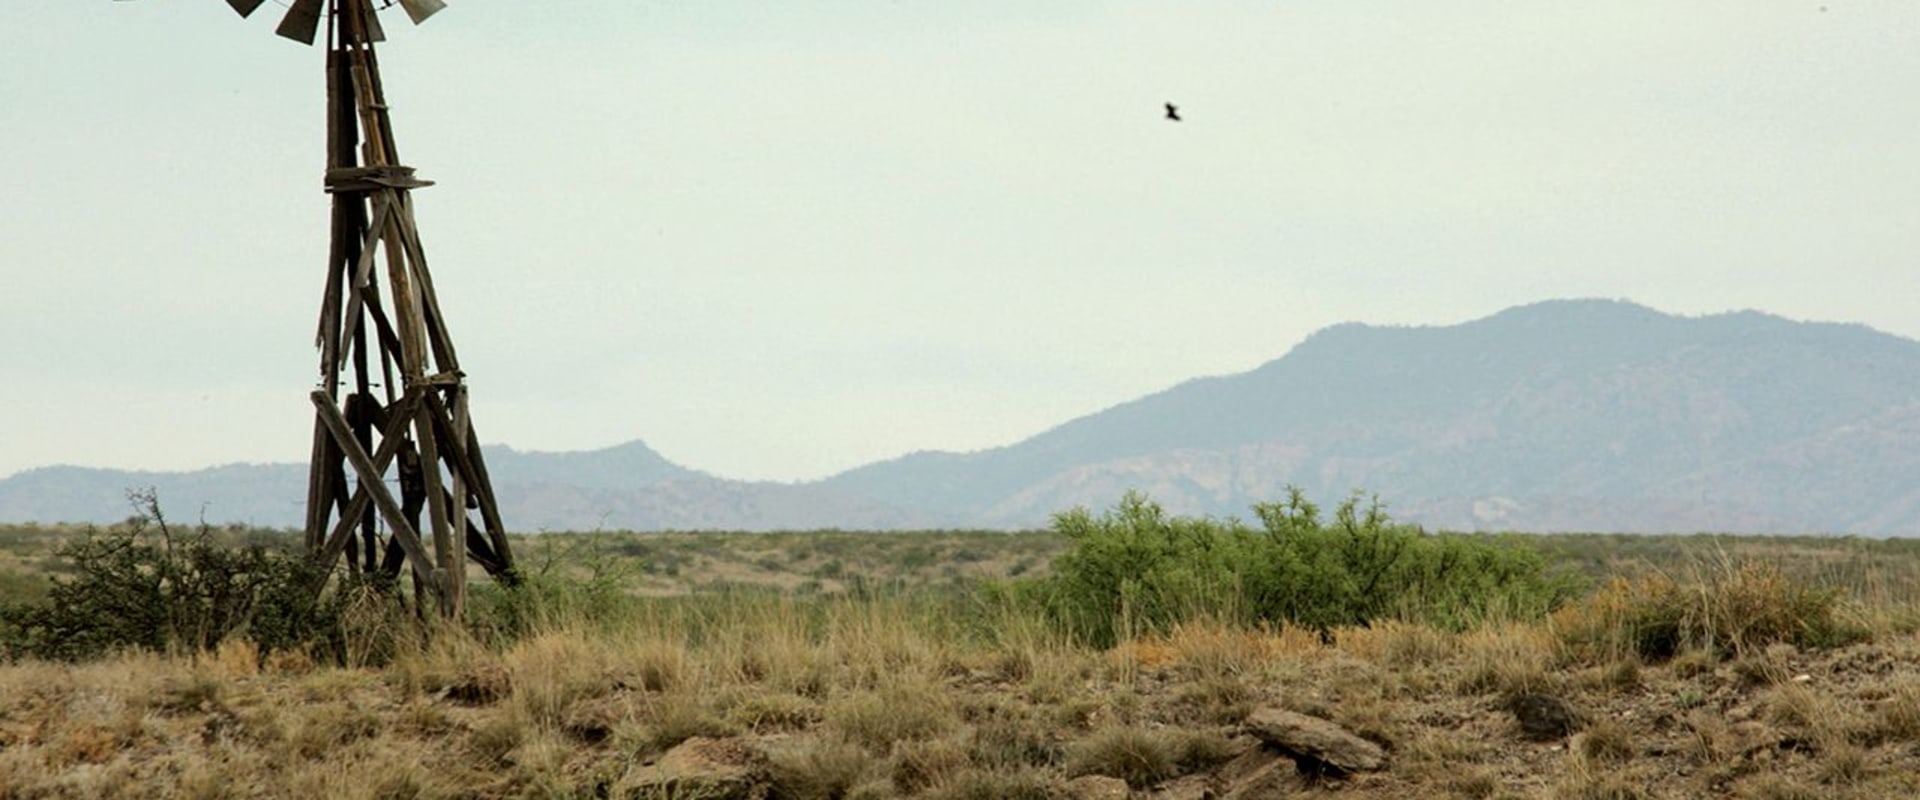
1553, 555, 1870, 663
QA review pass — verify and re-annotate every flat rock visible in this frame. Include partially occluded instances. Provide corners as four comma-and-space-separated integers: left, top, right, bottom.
619, 736, 769, 800
1244, 707, 1387, 775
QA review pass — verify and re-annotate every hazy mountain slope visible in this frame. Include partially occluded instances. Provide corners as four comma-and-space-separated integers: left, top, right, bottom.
825, 299, 1920, 533
0, 463, 309, 527
0, 441, 711, 529
6, 299, 1917, 534
482, 441, 707, 490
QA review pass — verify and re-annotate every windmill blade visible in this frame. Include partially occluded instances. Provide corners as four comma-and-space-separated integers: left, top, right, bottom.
225, 0, 268, 17
363, 4, 387, 42
399, 0, 447, 25
275, 0, 324, 44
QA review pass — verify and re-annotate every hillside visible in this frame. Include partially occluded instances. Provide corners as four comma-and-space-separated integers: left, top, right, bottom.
822, 299, 1920, 534
0, 440, 926, 532
4, 299, 1918, 534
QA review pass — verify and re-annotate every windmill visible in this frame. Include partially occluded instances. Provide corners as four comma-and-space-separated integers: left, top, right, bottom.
135, 0, 516, 618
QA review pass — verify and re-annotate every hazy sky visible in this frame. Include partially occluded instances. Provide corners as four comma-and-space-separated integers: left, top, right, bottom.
4, 1, 1917, 482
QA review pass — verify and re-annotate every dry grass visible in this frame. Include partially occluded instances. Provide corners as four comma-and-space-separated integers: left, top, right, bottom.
5, 531, 1920, 798
2, 614, 1919, 799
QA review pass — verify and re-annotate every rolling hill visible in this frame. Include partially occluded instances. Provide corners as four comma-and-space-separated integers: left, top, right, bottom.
5, 300, 1916, 534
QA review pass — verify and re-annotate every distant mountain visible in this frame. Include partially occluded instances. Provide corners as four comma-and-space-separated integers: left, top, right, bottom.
824, 299, 1920, 534
4, 299, 1917, 534
0, 441, 928, 532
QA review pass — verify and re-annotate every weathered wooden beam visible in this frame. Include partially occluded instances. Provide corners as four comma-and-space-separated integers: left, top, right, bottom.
448, 386, 472, 596
410, 398, 461, 618
422, 390, 514, 575
315, 392, 423, 571
325, 165, 433, 193
355, 282, 407, 375
310, 390, 439, 595
393, 198, 462, 373
354, 30, 404, 168
461, 412, 514, 571
335, 195, 392, 370
348, 59, 391, 169
304, 418, 336, 553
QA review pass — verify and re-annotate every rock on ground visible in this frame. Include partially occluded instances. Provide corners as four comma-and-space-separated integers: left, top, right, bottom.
1504, 692, 1585, 742
1244, 707, 1388, 775
618, 736, 770, 800
1214, 747, 1307, 799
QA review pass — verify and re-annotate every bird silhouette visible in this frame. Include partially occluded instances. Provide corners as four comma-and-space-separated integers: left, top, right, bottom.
1165, 102, 1181, 122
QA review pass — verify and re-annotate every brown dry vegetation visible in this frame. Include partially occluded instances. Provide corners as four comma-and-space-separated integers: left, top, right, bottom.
2, 524, 1920, 798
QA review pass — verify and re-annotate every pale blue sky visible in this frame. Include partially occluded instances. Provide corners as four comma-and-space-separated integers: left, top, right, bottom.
3, 1, 1917, 481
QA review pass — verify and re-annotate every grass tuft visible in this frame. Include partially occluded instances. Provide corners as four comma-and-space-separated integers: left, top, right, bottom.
1063, 725, 1180, 788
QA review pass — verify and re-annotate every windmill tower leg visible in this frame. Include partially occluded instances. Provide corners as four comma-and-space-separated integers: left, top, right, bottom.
303, 0, 515, 619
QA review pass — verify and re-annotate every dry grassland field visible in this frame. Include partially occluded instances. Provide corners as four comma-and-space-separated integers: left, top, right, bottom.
2, 504, 1920, 800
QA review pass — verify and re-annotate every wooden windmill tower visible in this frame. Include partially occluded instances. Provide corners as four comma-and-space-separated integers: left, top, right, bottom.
150, 0, 518, 618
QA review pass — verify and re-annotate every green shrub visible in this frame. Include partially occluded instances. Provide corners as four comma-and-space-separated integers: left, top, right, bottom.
465, 535, 642, 641
1041, 490, 1581, 645
0, 490, 341, 661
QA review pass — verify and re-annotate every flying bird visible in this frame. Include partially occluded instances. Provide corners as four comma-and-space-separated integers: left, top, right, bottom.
1165, 102, 1182, 121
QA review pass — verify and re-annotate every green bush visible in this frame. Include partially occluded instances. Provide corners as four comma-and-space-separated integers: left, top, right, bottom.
0, 490, 342, 661
1040, 490, 1581, 645
464, 534, 643, 641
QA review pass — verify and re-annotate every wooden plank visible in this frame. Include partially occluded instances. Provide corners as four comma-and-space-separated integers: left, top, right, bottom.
381, 210, 426, 381
304, 417, 335, 553
308, 73, 355, 550
315, 200, 349, 381
355, 37, 404, 167
325, 165, 432, 193
462, 413, 514, 574
334, 195, 390, 371
355, 282, 407, 372
315, 392, 422, 570
461, 516, 509, 576
392, 198, 462, 373
448, 386, 471, 600
410, 399, 459, 618
421, 391, 480, 486
310, 390, 439, 594
421, 391, 513, 576
348, 59, 390, 168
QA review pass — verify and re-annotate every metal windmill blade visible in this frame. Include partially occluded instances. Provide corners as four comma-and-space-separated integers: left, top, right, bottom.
189, 0, 447, 46
398, 0, 447, 25
118, 0, 448, 45
274, 0, 324, 44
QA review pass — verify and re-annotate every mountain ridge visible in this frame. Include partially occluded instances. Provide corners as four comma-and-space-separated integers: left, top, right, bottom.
5, 299, 1917, 535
